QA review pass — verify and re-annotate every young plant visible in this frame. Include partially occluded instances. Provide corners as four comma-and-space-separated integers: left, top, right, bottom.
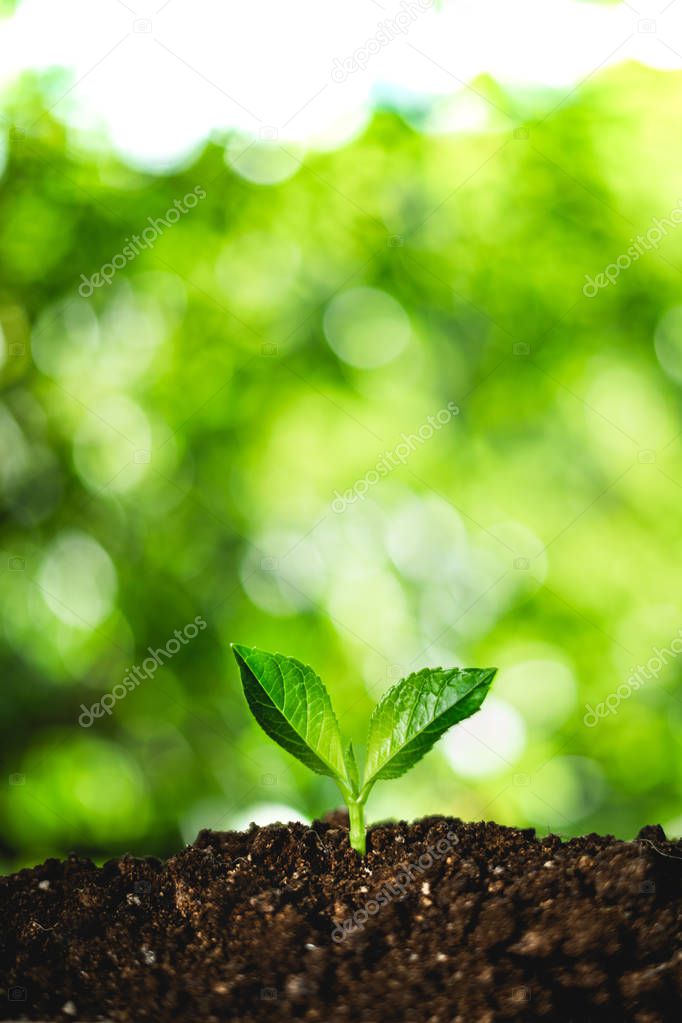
232, 644, 496, 855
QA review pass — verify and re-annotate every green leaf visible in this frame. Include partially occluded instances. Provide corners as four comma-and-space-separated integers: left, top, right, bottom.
232, 644, 349, 783
362, 666, 496, 794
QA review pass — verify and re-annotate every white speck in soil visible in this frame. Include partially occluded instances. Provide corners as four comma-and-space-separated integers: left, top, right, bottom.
141, 945, 156, 965
127, 894, 141, 905
304, 943, 316, 950
436, 952, 447, 962
543, 860, 555, 868
61, 1001, 77, 1016
421, 881, 431, 895
38, 879, 50, 890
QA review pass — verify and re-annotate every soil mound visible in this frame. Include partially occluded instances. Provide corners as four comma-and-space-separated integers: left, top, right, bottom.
1, 815, 680, 1021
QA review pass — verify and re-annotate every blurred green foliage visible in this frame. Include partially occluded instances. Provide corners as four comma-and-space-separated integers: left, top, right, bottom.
2, 60, 682, 871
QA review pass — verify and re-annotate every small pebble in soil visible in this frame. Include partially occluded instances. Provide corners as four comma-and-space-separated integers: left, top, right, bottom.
285, 975, 309, 998
61, 1001, 76, 1016
37, 879, 50, 890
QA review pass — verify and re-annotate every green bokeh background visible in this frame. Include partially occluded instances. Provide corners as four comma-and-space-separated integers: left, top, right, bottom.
2, 48, 682, 871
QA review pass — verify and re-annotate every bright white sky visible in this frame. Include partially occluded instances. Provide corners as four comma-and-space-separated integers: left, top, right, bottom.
1, 0, 681, 169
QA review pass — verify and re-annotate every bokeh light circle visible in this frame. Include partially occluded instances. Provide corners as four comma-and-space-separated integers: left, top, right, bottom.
225, 138, 303, 185
496, 658, 578, 729
323, 287, 411, 368
654, 305, 682, 385
442, 696, 526, 778
38, 531, 117, 629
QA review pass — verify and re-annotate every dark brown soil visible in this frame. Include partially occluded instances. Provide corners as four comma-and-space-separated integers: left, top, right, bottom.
1, 814, 681, 1022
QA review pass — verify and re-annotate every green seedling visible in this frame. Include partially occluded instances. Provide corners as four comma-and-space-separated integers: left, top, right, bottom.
232, 644, 496, 855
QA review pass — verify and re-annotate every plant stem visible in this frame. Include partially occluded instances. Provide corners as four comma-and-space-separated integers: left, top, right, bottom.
347, 798, 366, 855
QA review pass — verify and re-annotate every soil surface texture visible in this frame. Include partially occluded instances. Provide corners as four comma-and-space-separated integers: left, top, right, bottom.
1, 814, 681, 1022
